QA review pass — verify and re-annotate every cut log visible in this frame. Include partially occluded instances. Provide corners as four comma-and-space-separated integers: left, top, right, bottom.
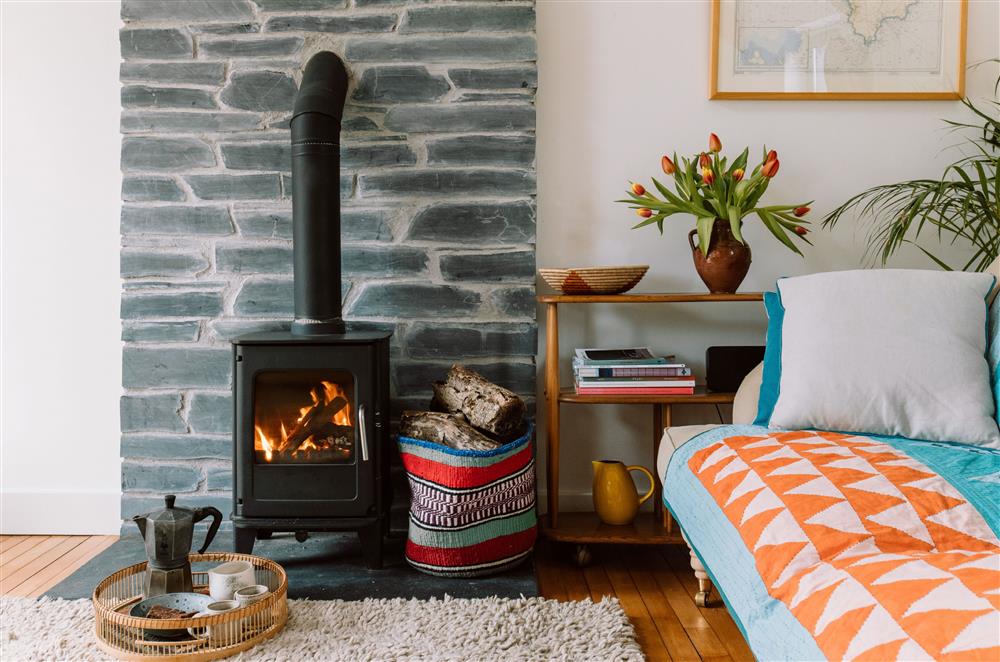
399, 411, 502, 451
432, 365, 525, 437
280, 395, 348, 452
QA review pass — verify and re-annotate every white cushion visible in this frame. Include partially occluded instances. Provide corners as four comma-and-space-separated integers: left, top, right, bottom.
770, 269, 999, 448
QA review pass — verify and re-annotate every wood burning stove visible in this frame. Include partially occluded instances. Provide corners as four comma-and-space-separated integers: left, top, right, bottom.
230, 51, 392, 568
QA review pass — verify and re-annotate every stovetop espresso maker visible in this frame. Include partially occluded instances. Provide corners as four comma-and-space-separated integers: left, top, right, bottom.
133, 495, 223, 597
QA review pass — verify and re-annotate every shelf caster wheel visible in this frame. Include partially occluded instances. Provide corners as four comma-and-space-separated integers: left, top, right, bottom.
573, 544, 592, 568
295, 530, 310, 543
695, 578, 713, 607
256, 530, 272, 540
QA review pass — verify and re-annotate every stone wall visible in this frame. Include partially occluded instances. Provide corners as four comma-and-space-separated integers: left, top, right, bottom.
119, 0, 536, 522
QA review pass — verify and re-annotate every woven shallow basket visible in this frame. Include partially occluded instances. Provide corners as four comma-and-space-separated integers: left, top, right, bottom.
92, 552, 287, 661
539, 265, 649, 295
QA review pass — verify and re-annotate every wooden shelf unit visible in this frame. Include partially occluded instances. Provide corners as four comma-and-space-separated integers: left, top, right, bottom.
540, 291, 764, 545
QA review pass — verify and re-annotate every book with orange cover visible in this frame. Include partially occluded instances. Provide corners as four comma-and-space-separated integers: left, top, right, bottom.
575, 386, 696, 395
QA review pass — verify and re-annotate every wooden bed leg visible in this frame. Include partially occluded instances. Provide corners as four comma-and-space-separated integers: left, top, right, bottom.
681, 531, 713, 607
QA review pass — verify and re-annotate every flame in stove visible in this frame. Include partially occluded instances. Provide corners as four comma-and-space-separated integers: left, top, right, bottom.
255, 380, 352, 462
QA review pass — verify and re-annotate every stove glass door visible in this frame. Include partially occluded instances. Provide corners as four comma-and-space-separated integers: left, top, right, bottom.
252, 370, 355, 464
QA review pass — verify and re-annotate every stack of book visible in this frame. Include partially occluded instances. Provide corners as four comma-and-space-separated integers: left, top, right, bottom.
572, 347, 695, 395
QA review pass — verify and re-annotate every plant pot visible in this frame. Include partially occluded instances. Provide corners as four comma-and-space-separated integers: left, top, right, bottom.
688, 219, 752, 294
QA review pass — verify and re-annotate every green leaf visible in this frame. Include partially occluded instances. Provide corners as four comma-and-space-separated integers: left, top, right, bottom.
728, 206, 744, 243
696, 216, 714, 256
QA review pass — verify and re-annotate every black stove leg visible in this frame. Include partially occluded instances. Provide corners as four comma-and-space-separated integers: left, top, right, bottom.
234, 526, 256, 555
358, 522, 383, 569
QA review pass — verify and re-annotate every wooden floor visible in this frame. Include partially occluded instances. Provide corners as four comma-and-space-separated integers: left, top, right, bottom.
0, 535, 117, 598
535, 540, 753, 662
2, 535, 752, 660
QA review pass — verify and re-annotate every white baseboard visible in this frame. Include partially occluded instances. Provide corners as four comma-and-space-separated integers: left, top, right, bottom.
1, 491, 121, 535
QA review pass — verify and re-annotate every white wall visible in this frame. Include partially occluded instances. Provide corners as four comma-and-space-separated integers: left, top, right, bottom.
1, 0, 122, 534
535, 0, 1000, 509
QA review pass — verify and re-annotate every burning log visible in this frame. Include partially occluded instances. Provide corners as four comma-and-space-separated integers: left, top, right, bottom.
399, 411, 502, 451
432, 365, 525, 438
279, 394, 348, 452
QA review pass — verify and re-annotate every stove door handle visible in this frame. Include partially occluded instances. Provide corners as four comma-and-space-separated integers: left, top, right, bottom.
358, 403, 369, 462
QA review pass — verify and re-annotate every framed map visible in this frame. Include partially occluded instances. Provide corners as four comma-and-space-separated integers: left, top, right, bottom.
710, 0, 967, 99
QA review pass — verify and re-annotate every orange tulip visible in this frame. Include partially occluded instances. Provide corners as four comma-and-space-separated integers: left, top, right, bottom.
701, 168, 714, 185
765, 149, 778, 163
761, 158, 780, 178
661, 155, 676, 175
699, 153, 711, 168
708, 133, 722, 153
794, 206, 810, 217
632, 183, 646, 196
794, 225, 808, 235
636, 207, 653, 218
732, 168, 744, 182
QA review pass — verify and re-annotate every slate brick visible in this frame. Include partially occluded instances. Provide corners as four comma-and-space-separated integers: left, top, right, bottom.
488, 286, 535, 318
122, 0, 253, 22
122, 177, 185, 202
122, 434, 231, 460
254, 0, 346, 9
359, 169, 534, 198
121, 206, 233, 236
264, 15, 397, 33
342, 209, 394, 241
220, 142, 289, 171
342, 144, 416, 168
221, 71, 296, 112
122, 495, 230, 519
349, 283, 480, 317
342, 116, 381, 132
122, 137, 214, 172
121, 62, 226, 85
215, 244, 292, 274
188, 393, 233, 434
191, 23, 260, 35
384, 104, 534, 132
122, 321, 202, 343
405, 322, 536, 359
232, 209, 292, 239
121, 112, 262, 134
123, 348, 231, 388
439, 250, 534, 282
233, 278, 294, 316
206, 466, 233, 490
352, 66, 450, 103
186, 174, 282, 200
121, 394, 185, 433
120, 28, 193, 60
343, 246, 427, 277
200, 37, 303, 58
209, 319, 290, 340
406, 202, 535, 245
122, 291, 224, 319
455, 92, 532, 103
427, 134, 534, 166
122, 85, 216, 109
395, 361, 534, 394
123, 463, 202, 492
401, 6, 534, 33
122, 248, 209, 278
346, 36, 536, 63
448, 66, 536, 89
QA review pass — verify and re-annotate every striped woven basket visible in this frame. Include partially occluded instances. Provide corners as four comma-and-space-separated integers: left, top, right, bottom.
398, 425, 537, 577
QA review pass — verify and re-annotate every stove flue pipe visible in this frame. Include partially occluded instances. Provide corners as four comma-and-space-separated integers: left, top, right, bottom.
290, 51, 349, 336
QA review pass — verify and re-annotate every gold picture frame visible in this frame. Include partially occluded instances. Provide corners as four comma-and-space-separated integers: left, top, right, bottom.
710, 0, 967, 100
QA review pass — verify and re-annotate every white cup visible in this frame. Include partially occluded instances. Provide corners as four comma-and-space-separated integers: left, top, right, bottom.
234, 584, 269, 608
186, 600, 238, 645
208, 561, 256, 601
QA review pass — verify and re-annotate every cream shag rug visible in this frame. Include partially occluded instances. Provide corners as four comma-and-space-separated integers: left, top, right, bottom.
1, 596, 643, 661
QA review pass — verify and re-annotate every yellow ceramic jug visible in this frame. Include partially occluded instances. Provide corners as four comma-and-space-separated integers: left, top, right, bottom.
592, 460, 655, 525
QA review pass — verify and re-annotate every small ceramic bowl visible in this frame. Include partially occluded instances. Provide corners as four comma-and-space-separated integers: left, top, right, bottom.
130, 592, 214, 640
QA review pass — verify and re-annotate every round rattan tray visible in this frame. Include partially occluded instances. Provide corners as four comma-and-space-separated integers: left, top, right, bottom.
92, 553, 288, 661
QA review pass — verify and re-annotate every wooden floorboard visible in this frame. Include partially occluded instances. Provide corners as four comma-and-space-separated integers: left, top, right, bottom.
0, 535, 114, 598
536, 541, 752, 662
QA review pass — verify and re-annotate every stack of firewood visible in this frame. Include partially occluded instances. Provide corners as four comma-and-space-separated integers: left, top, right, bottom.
399, 365, 527, 450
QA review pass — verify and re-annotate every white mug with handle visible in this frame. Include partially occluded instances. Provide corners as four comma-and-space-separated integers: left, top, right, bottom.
186, 600, 239, 645
208, 560, 256, 601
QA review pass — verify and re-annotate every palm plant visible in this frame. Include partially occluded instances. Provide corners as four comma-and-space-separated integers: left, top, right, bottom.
822, 67, 1000, 272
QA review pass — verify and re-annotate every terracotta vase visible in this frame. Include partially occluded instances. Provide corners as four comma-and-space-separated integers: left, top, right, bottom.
688, 218, 752, 294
